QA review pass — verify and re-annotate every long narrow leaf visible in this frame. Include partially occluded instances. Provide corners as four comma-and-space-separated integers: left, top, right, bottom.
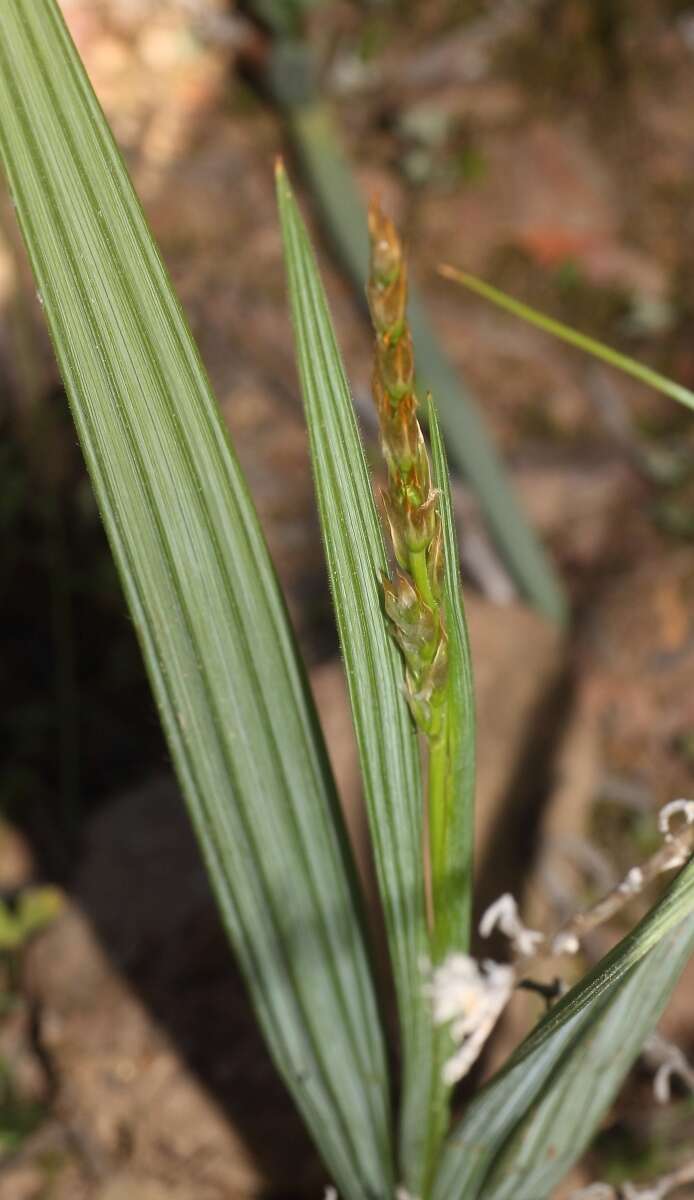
482, 914, 694, 1199
0, 4, 393, 1196
276, 164, 438, 1193
440, 265, 694, 414
432, 857, 694, 1200
428, 398, 476, 958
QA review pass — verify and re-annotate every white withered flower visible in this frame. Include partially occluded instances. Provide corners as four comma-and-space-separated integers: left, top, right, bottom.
658, 797, 694, 840
479, 893, 544, 957
644, 1031, 694, 1104
619, 866, 644, 896
552, 930, 580, 956
424, 953, 514, 1085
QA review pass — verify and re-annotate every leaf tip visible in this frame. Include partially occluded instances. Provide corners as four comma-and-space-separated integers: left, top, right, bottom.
274, 157, 292, 207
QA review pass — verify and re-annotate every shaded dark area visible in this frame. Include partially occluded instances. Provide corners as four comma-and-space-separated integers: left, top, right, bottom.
1, 397, 166, 872
72, 779, 320, 1198
473, 663, 574, 931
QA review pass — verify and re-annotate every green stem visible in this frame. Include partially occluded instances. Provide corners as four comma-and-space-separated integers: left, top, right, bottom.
428, 710, 450, 959
421, 707, 454, 1197
410, 546, 436, 611
421, 1034, 452, 1200
411, 542, 457, 1192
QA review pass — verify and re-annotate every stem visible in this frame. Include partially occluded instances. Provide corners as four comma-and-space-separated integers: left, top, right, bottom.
420, 1031, 452, 1200
428, 722, 448, 925
410, 546, 437, 612
420, 650, 454, 1195
421, 713, 455, 1198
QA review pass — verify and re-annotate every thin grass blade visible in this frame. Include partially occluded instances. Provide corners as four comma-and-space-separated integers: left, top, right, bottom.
276, 164, 439, 1193
432, 857, 694, 1200
0, 4, 393, 1195
481, 913, 694, 1199
440, 265, 694, 413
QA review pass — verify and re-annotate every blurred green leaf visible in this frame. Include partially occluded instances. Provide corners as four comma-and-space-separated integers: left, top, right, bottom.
0, 888, 64, 953
440, 266, 694, 414
0, 905, 22, 953
243, 0, 322, 37
16, 887, 64, 942
0, 4, 393, 1195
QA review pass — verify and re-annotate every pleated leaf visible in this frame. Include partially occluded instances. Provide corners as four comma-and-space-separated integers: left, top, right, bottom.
276, 164, 438, 1193
432, 857, 694, 1200
482, 912, 694, 1199
0, 4, 393, 1196
428, 399, 476, 958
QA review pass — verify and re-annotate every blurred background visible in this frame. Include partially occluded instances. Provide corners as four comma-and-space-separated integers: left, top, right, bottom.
1, 1, 694, 1196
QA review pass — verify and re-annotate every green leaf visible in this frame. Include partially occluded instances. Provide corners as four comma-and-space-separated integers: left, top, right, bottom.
428, 398, 476, 959
482, 913, 694, 1199
432, 857, 694, 1200
276, 164, 437, 1193
0, 4, 393, 1196
246, 0, 318, 38
16, 887, 64, 942
0, 904, 22, 952
440, 266, 694, 414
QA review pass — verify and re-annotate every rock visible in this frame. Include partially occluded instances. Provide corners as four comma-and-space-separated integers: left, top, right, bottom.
466, 595, 565, 873
512, 459, 637, 569
0, 1167, 45, 1200
25, 903, 316, 1199
585, 547, 694, 807
310, 659, 373, 897
418, 120, 617, 278
95, 1177, 192, 1200
483, 681, 603, 1076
